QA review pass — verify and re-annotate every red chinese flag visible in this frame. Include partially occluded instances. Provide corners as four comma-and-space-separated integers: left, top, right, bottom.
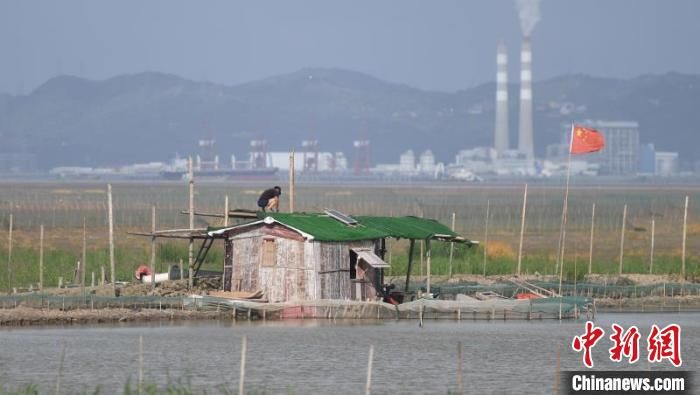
570, 125, 605, 154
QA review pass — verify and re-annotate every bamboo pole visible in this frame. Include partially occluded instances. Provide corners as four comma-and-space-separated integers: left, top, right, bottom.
239, 335, 247, 395
138, 335, 143, 395
448, 212, 456, 278
188, 157, 194, 289
39, 224, 44, 291
483, 200, 490, 277
108, 184, 115, 294
151, 205, 157, 289
456, 341, 464, 395
650, 218, 655, 274
681, 195, 688, 278
426, 239, 432, 294
365, 344, 374, 395
224, 195, 229, 227
618, 204, 627, 275
588, 203, 595, 275
553, 344, 561, 395
81, 217, 86, 296
517, 184, 528, 276
7, 213, 12, 292
289, 151, 295, 213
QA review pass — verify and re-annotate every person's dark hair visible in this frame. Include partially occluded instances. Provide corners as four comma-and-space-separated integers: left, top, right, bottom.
274, 186, 282, 195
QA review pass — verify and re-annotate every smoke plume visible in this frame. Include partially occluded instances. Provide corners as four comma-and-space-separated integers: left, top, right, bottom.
515, 0, 542, 37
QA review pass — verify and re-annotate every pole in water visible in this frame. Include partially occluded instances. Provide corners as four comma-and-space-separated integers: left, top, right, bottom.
456, 341, 464, 395
239, 335, 247, 395
138, 335, 143, 395
553, 344, 561, 395
365, 344, 374, 395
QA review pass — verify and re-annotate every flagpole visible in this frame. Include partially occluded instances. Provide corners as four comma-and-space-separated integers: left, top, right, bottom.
556, 124, 575, 278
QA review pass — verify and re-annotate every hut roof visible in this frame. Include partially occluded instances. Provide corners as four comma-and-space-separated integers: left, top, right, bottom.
208, 212, 474, 244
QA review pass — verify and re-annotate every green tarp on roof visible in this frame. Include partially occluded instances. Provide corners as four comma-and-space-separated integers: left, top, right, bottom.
261, 212, 388, 242
253, 212, 468, 243
354, 215, 460, 241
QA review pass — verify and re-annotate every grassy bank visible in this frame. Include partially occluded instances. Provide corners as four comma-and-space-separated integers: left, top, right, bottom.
1, 182, 699, 291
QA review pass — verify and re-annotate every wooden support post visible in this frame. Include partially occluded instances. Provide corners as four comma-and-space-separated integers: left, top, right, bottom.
588, 203, 595, 275
426, 239, 432, 294
404, 240, 416, 295
618, 204, 627, 275
224, 195, 230, 227
289, 151, 295, 213
39, 224, 44, 291
650, 218, 655, 274
151, 205, 157, 289
108, 184, 115, 294
448, 212, 456, 278
81, 217, 86, 296
7, 213, 12, 292
517, 184, 528, 276
681, 195, 688, 278
239, 335, 247, 395
91, 272, 95, 288
483, 200, 490, 277
188, 157, 195, 289
419, 240, 424, 277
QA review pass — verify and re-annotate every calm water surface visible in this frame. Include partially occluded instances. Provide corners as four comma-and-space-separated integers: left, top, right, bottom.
0, 313, 697, 394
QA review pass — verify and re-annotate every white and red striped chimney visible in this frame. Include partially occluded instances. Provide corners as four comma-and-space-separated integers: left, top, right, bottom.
518, 37, 534, 160
494, 40, 509, 155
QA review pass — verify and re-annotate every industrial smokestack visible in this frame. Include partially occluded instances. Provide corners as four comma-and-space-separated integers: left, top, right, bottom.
518, 37, 534, 159
515, 0, 541, 160
494, 41, 509, 154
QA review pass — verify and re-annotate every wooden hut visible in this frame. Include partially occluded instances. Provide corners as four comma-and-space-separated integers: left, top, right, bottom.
208, 212, 472, 303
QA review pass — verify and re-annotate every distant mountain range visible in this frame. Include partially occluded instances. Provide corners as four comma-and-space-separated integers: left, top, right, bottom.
1, 68, 698, 169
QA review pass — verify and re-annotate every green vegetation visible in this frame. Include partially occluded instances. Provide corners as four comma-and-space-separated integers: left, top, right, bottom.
1, 182, 698, 291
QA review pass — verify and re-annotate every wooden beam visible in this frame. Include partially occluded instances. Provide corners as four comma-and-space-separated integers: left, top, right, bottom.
404, 239, 416, 295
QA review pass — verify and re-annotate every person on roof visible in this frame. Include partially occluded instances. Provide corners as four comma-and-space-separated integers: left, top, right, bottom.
257, 186, 282, 212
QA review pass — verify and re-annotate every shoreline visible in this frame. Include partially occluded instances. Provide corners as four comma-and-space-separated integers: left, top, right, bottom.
2, 295, 700, 328
0, 306, 223, 327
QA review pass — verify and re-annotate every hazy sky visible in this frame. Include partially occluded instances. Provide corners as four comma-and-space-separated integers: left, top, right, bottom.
1, 0, 699, 94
